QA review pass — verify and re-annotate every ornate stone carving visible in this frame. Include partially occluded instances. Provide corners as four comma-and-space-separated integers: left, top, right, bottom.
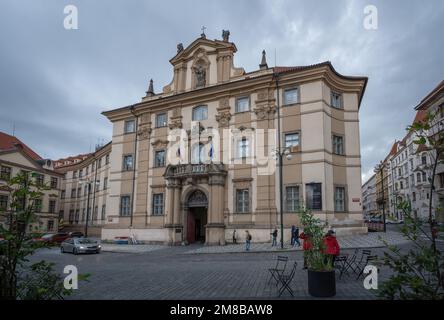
194, 64, 206, 87
151, 139, 169, 148
137, 126, 151, 140
187, 190, 208, 207
253, 104, 276, 120
177, 43, 183, 53
169, 118, 183, 130
216, 97, 231, 128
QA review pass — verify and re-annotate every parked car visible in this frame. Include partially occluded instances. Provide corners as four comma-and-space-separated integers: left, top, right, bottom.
33, 232, 70, 244
69, 231, 84, 238
61, 238, 101, 254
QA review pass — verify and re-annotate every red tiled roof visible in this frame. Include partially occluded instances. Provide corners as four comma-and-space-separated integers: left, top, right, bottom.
389, 141, 398, 156
0, 131, 42, 160
412, 109, 427, 124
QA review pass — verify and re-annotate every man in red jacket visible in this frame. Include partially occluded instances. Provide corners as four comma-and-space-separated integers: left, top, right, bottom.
322, 230, 340, 267
299, 232, 313, 269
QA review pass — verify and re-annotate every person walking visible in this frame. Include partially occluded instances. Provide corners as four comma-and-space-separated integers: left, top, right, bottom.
322, 230, 340, 267
271, 228, 278, 247
290, 225, 296, 246
293, 225, 301, 247
232, 229, 237, 244
245, 230, 252, 251
299, 231, 313, 269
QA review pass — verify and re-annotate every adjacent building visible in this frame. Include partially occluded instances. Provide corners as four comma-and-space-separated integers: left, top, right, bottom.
0, 132, 63, 232
362, 173, 377, 218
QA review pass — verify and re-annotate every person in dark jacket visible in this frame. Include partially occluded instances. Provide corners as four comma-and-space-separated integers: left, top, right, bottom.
271, 229, 278, 247
292, 225, 301, 247
322, 230, 340, 267
299, 232, 313, 269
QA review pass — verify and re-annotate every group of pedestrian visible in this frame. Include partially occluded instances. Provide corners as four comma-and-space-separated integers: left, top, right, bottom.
299, 229, 340, 269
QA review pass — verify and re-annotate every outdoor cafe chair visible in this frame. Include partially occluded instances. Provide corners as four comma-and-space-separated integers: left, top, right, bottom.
277, 261, 298, 297
267, 255, 288, 286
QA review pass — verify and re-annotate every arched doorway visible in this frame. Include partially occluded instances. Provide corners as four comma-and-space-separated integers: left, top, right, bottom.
186, 190, 208, 244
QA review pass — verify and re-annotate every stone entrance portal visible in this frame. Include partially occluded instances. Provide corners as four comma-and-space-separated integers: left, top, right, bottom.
186, 190, 208, 243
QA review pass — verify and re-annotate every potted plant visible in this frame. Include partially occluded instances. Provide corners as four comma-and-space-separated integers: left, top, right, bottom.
299, 208, 336, 297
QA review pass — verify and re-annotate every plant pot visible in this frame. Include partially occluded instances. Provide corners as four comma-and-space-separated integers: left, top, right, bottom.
307, 269, 336, 298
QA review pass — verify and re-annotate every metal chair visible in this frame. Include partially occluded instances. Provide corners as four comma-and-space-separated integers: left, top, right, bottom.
334, 255, 350, 279
348, 249, 372, 274
356, 255, 379, 280
277, 262, 298, 297
267, 256, 288, 286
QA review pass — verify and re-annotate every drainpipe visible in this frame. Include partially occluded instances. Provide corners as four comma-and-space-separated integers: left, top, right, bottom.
129, 105, 139, 227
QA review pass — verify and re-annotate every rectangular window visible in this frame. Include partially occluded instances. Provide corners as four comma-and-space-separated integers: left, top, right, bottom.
101, 205, 106, 220
285, 133, 300, 148
400, 181, 404, 189
48, 200, 56, 213
71, 188, 76, 199
47, 220, 54, 231
95, 180, 100, 192
98, 158, 102, 169
124, 119, 135, 134
35, 174, 44, 186
238, 138, 249, 158
422, 171, 427, 183
235, 96, 249, 113
34, 199, 43, 212
123, 155, 134, 171
332, 135, 344, 155
152, 193, 164, 215
306, 183, 322, 210
0, 166, 11, 181
331, 91, 342, 109
417, 172, 421, 183
73, 171, 77, 179
75, 209, 79, 223
439, 173, 444, 188
50, 177, 58, 189
284, 88, 298, 105
154, 150, 166, 167
93, 206, 98, 220
120, 196, 131, 216
410, 174, 415, 187
69, 209, 74, 224
77, 187, 81, 198
192, 105, 208, 121
79, 169, 83, 178
286, 186, 299, 212
236, 189, 249, 213
60, 190, 65, 199
105, 154, 110, 165
334, 187, 346, 212
422, 155, 427, 165
103, 177, 108, 190
155, 113, 167, 128
412, 192, 416, 202
0, 195, 8, 211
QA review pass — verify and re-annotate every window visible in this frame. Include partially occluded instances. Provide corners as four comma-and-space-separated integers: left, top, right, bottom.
75, 209, 79, 223
93, 206, 98, 220
398, 168, 402, 176
191, 143, 205, 164
82, 208, 86, 221
101, 205, 106, 220
286, 186, 299, 212
192, 105, 208, 121
236, 189, 249, 213
0, 195, 8, 211
123, 155, 134, 171
421, 155, 427, 165
105, 154, 110, 165
284, 88, 298, 105
95, 180, 100, 192
152, 193, 164, 215
69, 209, 74, 224
98, 158, 102, 169
155, 113, 167, 128
120, 196, 131, 216
71, 188, 76, 198
124, 119, 135, 134
50, 177, 58, 189
35, 174, 44, 186
417, 172, 421, 183
79, 169, 83, 178
440, 173, 444, 188
73, 171, 77, 179
285, 133, 299, 148
238, 138, 249, 158
422, 171, 427, 183
0, 166, 11, 181
48, 200, 56, 213
154, 150, 166, 167
235, 96, 249, 113
84, 185, 88, 196
410, 159, 414, 170
400, 181, 404, 189
332, 135, 344, 155
77, 187, 81, 198
412, 192, 416, 202
61, 190, 65, 199
334, 187, 346, 212
103, 177, 108, 190
410, 174, 415, 187
86, 167, 89, 175
331, 91, 342, 109
47, 220, 54, 232
34, 199, 43, 212
306, 183, 322, 210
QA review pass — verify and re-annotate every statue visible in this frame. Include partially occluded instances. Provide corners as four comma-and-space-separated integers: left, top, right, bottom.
222, 30, 230, 42
177, 43, 183, 53
195, 65, 206, 87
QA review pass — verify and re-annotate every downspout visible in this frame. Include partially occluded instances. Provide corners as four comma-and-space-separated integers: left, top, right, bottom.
129, 105, 138, 227
91, 156, 98, 225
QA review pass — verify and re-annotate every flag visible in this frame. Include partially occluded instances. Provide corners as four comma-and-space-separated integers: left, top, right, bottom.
208, 143, 214, 161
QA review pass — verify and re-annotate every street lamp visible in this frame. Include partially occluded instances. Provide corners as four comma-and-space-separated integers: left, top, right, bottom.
374, 161, 387, 232
272, 72, 293, 249
79, 178, 100, 237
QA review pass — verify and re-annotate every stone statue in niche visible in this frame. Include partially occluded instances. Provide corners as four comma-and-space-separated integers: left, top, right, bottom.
194, 64, 206, 87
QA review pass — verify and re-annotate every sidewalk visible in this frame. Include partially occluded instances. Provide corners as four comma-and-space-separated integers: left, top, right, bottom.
101, 230, 410, 254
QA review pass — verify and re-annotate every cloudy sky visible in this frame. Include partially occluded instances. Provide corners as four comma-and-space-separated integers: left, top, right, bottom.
1, 0, 443, 183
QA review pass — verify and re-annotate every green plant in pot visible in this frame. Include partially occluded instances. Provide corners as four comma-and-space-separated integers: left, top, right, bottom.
299, 208, 336, 298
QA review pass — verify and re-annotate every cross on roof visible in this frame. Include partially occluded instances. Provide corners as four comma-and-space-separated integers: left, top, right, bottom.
200, 26, 206, 38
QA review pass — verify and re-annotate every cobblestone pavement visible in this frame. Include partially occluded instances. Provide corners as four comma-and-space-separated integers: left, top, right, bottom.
30, 243, 400, 300
100, 230, 410, 254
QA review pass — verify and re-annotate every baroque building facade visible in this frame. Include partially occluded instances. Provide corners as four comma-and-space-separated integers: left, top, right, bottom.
98, 33, 368, 244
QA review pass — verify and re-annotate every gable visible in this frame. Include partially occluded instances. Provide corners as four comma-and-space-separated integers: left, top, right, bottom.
0, 149, 42, 170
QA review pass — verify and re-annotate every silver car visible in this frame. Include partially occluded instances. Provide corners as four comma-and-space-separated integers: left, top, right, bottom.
61, 238, 101, 254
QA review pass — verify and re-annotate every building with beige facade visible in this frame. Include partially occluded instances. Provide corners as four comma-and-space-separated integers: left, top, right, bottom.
98, 32, 368, 245
0, 132, 63, 233
54, 143, 111, 237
